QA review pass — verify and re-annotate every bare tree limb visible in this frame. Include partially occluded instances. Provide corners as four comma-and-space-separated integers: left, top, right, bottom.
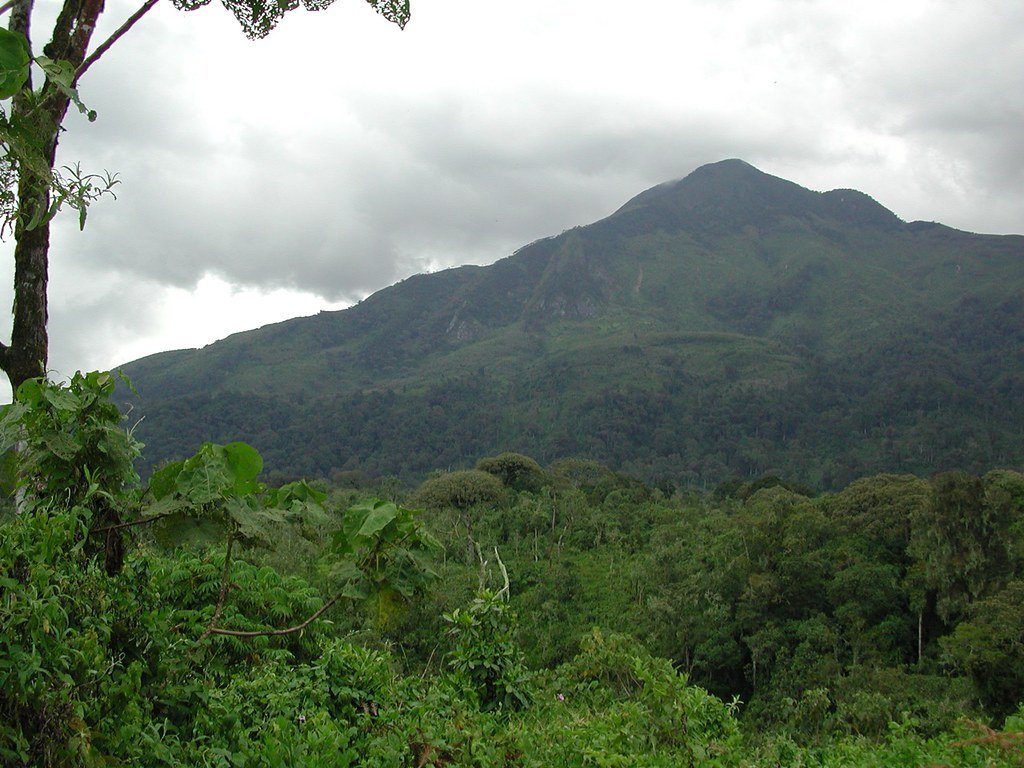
494, 546, 510, 601
74, 0, 160, 86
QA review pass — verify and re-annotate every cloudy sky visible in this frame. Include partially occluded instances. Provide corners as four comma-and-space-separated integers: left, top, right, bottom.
1, 0, 1022, 399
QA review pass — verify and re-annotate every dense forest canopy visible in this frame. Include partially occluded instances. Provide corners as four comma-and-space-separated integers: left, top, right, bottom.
2, 376, 1023, 766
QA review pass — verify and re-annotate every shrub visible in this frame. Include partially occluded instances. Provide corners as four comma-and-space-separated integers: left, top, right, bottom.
444, 590, 532, 711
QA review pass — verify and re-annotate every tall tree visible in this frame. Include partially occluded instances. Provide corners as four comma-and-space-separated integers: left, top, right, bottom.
0, 0, 409, 391
909, 471, 1019, 626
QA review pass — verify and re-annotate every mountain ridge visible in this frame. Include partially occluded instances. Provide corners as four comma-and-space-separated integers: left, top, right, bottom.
119, 160, 1024, 488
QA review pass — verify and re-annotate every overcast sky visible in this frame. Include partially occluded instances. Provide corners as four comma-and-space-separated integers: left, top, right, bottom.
1, 0, 1022, 400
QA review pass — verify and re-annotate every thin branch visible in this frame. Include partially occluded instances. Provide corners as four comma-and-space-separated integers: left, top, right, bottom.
73, 0, 159, 86
207, 592, 344, 638
0, 0, 15, 18
198, 532, 235, 643
494, 546, 510, 601
88, 510, 173, 534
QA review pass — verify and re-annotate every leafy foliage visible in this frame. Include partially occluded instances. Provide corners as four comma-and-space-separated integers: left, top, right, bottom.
0, 47, 116, 236
942, 579, 1024, 716
444, 589, 532, 711
476, 451, 548, 492
169, 0, 410, 40
413, 469, 507, 510
0, 30, 30, 100
0, 371, 140, 511
325, 498, 441, 627
3, 372, 1024, 766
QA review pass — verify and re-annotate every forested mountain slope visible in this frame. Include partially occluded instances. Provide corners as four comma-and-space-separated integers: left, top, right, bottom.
119, 160, 1024, 487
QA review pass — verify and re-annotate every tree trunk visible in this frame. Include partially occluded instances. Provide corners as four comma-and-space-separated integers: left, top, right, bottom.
7, 209, 51, 391
1, 0, 106, 393
917, 610, 923, 666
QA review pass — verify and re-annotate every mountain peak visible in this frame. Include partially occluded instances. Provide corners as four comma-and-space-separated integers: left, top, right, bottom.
612, 160, 901, 232
688, 157, 762, 177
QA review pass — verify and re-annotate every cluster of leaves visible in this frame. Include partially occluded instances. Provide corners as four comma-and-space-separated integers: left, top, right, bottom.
0, 28, 118, 235
413, 468, 507, 510
169, 0, 410, 41
325, 498, 441, 628
0, 371, 140, 510
444, 589, 532, 711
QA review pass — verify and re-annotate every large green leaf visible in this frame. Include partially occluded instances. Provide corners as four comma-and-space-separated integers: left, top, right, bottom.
14, 378, 44, 408
356, 500, 399, 539
148, 460, 184, 500
0, 29, 30, 100
40, 385, 80, 413
222, 441, 263, 494
267, 480, 327, 507
175, 446, 231, 504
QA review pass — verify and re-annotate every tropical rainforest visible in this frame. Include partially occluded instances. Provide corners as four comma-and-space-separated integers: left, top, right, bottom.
2, 372, 1023, 766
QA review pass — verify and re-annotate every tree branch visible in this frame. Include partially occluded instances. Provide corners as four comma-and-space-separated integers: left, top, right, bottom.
207, 591, 344, 638
73, 0, 159, 86
198, 532, 235, 643
494, 546, 510, 601
87, 509, 173, 534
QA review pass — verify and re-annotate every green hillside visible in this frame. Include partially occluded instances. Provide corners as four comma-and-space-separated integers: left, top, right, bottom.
119, 160, 1024, 487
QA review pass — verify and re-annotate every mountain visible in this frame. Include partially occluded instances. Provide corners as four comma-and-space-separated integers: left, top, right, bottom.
119, 159, 1024, 489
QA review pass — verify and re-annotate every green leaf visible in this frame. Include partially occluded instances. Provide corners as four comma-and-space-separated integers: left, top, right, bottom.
229, 502, 285, 541
356, 500, 399, 539
267, 479, 327, 507
15, 378, 44, 408
40, 385, 79, 412
34, 56, 96, 120
0, 29, 30, 99
222, 441, 263, 494
341, 578, 369, 601
330, 527, 355, 556
140, 495, 188, 519
175, 448, 230, 505
325, 559, 362, 585
148, 460, 184, 500
42, 432, 78, 461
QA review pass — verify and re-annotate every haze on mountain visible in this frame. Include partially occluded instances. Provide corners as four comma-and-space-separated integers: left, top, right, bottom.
119, 160, 1024, 489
